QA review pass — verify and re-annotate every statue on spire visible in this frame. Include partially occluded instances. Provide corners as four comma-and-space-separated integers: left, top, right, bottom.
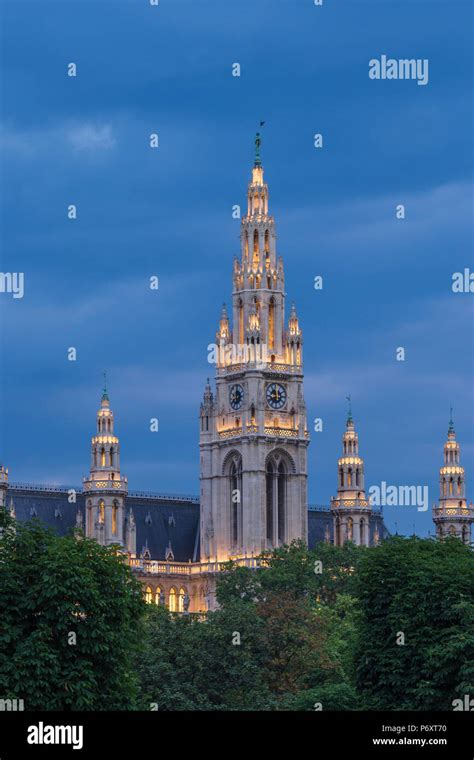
254, 121, 265, 167
346, 395, 353, 424
102, 370, 109, 402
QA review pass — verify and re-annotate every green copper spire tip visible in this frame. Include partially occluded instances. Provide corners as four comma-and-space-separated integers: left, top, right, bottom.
346, 394, 353, 424
254, 122, 265, 167
102, 370, 109, 402
448, 405, 454, 434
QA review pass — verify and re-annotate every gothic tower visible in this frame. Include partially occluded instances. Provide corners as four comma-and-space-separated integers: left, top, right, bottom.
199, 134, 309, 563
0, 464, 8, 509
432, 411, 474, 545
83, 379, 128, 546
331, 400, 372, 546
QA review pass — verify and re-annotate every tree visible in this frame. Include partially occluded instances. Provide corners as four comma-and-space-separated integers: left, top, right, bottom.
0, 509, 145, 710
355, 536, 474, 710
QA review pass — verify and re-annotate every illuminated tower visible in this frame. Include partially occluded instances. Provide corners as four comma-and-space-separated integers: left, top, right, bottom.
432, 410, 474, 545
199, 132, 309, 562
331, 399, 372, 546
0, 464, 8, 509
83, 377, 128, 546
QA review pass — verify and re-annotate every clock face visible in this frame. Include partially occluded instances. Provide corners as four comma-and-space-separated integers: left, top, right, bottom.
266, 383, 287, 410
229, 384, 244, 411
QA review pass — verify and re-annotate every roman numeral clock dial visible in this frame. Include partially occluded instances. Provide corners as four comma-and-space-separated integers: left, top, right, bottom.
266, 383, 287, 410
229, 384, 244, 411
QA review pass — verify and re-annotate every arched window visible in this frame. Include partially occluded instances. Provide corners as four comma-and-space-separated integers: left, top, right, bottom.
347, 468, 352, 487
155, 586, 163, 605
244, 230, 249, 257
449, 478, 453, 495
347, 517, 353, 541
229, 456, 242, 548
101, 448, 106, 467
457, 477, 462, 495
355, 468, 359, 487
178, 587, 186, 613
266, 453, 289, 546
168, 588, 177, 612
109, 447, 114, 466
239, 299, 244, 344
266, 461, 274, 543
443, 478, 447, 496
339, 467, 344, 487
277, 461, 286, 542
112, 501, 118, 534
335, 517, 341, 546
253, 229, 259, 254
98, 499, 105, 524
264, 229, 270, 253
145, 586, 153, 604
268, 297, 275, 349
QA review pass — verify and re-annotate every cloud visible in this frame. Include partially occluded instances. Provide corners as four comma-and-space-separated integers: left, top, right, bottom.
66, 123, 117, 152
0, 120, 117, 158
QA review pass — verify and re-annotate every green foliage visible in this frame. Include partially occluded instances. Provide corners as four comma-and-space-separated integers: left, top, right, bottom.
139, 542, 361, 710
0, 509, 146, 710
355, 536, 474, 710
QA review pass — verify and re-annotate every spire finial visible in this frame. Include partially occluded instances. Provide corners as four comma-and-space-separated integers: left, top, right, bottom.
101, 370, 109, 402
346, 395, 353, 424
448, 405, 455, 435
254, 121, 265, 167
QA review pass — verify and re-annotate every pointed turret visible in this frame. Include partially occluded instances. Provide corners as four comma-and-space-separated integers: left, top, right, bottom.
83, 379, 128, 546
0, 464, 8, 510
331, 399, 372, 546
433, 409, 473, 544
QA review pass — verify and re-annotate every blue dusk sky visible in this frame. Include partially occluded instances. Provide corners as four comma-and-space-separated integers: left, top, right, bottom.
0, 0, 473, 538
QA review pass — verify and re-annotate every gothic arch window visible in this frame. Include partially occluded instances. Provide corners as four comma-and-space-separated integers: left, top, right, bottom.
112, 500, 118, 534
266, 451, 290, 547
355, 468, 359, 487
457, 477, 462, 495
101, 448, 106, 467
449, 478, 453, 495
266, 461, 274, 543
250, 404, 256, 425
347, 468, 352, 487
155, 586, 163, 605
98, 499, 105, 524
244, 230, 249, 257
169, 588, 177, 612
239, 299, 244, 344
360, 517, 365, 545
339, 468, 344, 487
178, 587, 187, 613
109, 447, 114, 466
264, 229, 270, 252
268, 297, 275, 349
253, 229, 259, 254
347, 517, 353, 541
229, 456, 243, 549
277, 461, 286, 542
145, 586, 153, 604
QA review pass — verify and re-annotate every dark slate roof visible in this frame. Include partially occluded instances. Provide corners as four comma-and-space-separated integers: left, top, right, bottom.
127, 496, 200, 563
7, 486, 390, 560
